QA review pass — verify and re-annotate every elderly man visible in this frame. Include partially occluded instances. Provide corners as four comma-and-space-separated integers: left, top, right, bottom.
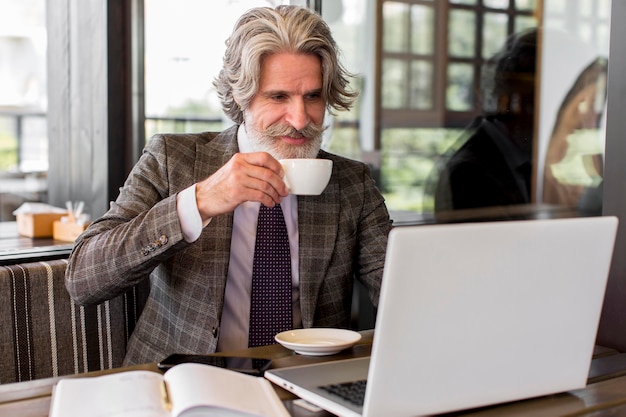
66, 5, 391, 365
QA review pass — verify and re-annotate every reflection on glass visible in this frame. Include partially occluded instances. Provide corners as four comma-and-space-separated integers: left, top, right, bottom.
597, 25, 610, 52
516, 15, 538, 32
383, 2, 409, 53
484, 0, 509, 9
383, 59, 408, 109
447, 63, 474, 111
431, 29, 537, 214
579, 24, 593, 45
411, 4, 434, 55
542, 57, 608, 215
483, 12, 509, 58
382, 127, 462, 212
410, 61, 433, 110
450, 0, 477, 5
597, 0, 611, 18
545, 0, 567, 13
537, 0, 610, 216
581, 1, 594, 17
448, 9, 476, 58
379, 0, 610, 221
515, 0, 537, 10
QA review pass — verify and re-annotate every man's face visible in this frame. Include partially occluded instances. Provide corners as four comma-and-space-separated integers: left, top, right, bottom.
243, 52, 327, 160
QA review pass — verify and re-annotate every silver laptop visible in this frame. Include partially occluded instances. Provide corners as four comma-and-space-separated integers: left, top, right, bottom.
265, 216, 618, 417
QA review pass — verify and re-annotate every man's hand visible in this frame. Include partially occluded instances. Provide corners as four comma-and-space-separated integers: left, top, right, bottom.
195, 152, 288, 221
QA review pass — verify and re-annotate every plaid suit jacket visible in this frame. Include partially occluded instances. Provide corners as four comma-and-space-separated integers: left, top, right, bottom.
66, 124, 392, 365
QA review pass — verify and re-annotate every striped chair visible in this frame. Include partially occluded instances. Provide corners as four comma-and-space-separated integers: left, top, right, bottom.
0, 259, 149, 384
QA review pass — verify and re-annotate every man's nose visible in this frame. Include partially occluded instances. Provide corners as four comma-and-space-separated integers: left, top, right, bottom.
285, 98, 310, 131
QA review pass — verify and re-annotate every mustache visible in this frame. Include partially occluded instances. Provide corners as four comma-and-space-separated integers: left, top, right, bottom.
263, 123, 326, 139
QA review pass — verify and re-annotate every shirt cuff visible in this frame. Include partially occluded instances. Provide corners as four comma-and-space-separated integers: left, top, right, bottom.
177, 184, 210, 243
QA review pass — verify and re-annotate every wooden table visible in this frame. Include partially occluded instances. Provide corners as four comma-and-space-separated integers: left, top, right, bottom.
0, 222, 72, 265
3, 330, 626, 417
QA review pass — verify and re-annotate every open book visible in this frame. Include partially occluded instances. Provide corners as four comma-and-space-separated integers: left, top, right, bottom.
48, 362, 291, 417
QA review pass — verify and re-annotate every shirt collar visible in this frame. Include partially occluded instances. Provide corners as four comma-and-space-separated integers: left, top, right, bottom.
237, 124, 255, 154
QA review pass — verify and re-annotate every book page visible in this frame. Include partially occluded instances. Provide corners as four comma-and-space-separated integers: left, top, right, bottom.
164, 363, 290, 417
49, 370, 169, 417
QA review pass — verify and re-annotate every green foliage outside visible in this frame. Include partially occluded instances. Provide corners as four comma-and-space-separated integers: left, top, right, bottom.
0, 130, 17, 171
324, 125, 464, 213
380, 128, 462, 212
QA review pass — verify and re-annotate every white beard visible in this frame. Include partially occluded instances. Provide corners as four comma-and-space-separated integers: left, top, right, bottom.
243, 114, 325, 160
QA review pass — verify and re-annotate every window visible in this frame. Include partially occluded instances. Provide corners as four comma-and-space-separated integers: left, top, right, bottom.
144, 0, 365, 163
377, 0, 609, 222
0, 0, 48, 221
143, 0, 289, 142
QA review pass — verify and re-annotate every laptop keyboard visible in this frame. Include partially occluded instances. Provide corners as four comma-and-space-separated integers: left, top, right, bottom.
318, 379, 367, 407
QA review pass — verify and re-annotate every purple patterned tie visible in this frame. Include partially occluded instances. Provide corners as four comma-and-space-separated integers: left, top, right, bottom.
248, 203, 293, 347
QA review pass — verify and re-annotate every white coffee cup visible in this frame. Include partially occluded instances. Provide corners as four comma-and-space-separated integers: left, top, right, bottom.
279, 159, 333, 195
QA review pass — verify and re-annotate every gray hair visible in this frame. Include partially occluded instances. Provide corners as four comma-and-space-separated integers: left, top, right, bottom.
214, 5, 358, 124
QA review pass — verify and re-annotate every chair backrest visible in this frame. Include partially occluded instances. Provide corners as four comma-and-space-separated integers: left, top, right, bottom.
0, 259, 149, 384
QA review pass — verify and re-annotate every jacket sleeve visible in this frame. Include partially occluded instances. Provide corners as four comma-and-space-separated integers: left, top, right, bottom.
65, 134, 191, 305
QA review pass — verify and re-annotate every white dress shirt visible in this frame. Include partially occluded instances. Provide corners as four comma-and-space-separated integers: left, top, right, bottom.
176, 124, 301, 351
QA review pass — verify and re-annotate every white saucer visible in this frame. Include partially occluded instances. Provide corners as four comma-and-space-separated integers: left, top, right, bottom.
275, 328, 362, 356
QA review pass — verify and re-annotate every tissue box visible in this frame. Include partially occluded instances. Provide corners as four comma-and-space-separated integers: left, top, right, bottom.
17, 213, 67, 238
53, 221, 90, 242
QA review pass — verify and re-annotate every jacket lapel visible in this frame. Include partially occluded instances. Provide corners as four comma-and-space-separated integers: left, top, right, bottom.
194, 126, 240, 297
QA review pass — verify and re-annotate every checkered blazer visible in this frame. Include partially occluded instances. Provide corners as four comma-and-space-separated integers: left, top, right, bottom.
65, 124, 392, 365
